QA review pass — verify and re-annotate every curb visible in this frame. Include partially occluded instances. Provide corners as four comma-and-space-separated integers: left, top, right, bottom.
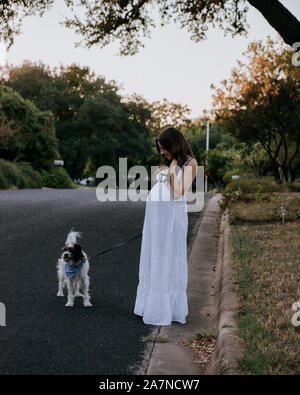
206, 208, 243, 375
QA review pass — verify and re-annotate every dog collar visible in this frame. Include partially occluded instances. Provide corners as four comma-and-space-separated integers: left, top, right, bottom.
65, 261, 84, 278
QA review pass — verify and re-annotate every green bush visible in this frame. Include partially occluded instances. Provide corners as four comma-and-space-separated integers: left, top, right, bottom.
223, 169, 247, 185
0, 159, 42, 189
0, 84, 59, 170
224, 176, 288, 194
289, 180, 300, 192
40, 167, 74, 188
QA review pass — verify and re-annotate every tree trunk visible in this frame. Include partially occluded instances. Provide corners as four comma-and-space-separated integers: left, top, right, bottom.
278, 165, 286, 184
247, 0, 300, 47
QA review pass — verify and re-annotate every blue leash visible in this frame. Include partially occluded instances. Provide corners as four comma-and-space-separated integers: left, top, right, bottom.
86, 232, 143, 261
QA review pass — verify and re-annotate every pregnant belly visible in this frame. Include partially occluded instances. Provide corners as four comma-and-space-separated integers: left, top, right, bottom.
148, 182, 173, 202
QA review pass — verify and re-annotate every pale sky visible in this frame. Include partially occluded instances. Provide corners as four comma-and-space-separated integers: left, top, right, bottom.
0, 0, 299, 119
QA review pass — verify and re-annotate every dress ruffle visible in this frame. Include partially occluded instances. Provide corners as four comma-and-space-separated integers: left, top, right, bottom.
134, 281, 188, 325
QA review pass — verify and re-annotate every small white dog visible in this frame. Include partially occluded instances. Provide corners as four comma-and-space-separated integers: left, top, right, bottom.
57, 230, 92, 307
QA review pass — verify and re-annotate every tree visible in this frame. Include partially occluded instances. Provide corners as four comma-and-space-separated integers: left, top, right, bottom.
60, 0, 300, 53
1, 60, 57, 111
0, 1, 299, 52
1, 61, 155, 179
70, 91, 153, 178
182, 121, 239, 187
0, 84, 59, 170
0, 0, 53, 48
1, 61, 199, 179
147, 97, 191, 132
211, 38, 300, 183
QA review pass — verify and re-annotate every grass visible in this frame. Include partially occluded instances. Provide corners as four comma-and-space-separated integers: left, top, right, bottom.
229, 193, 300, 375
227, 193, 300, 225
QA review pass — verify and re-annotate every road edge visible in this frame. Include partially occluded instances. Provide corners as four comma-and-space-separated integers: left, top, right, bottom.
206, 208, 244, 375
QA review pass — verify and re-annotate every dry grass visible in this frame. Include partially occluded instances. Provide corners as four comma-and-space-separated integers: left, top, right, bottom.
230, 193, 300, 375
228, 194, 300, 225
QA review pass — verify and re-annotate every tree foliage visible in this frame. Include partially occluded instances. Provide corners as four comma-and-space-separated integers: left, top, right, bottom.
0, 0, 53, 48
148, 97, 191, 132
0, 84, 59, 170
1, 62, 174, 178
63, 0, 250, 55
0, 1, 299, 53
211, 38, 300, 183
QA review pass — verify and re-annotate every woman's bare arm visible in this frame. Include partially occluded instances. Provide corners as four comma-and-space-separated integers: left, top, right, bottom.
169, 159, 198, 200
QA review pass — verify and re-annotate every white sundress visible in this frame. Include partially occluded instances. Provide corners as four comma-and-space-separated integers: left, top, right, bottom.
134, 157, 193, 325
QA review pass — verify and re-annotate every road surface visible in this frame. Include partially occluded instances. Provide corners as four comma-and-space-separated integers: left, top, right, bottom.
0, 188, 212, 374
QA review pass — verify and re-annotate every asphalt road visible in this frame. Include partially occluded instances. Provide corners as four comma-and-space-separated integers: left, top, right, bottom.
0, 188, 212, 375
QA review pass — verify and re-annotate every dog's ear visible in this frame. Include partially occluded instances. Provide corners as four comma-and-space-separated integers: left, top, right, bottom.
73, 243, 84, 261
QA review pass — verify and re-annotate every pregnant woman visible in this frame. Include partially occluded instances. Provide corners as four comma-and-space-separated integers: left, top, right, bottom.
134, 127, 198, 325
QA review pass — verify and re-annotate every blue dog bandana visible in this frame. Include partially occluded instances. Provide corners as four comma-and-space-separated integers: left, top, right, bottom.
65, 261, 84, 278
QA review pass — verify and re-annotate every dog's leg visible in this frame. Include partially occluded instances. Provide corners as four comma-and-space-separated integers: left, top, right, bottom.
57, 262, 65, 296
74, 280, 83, 297
57, 270, 65, 296
65, 278, 74, 307
83, 276, 92, 307
57, 276, 65, 297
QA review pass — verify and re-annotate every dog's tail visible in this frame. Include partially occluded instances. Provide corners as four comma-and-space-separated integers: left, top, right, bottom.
65, 229, 81, 246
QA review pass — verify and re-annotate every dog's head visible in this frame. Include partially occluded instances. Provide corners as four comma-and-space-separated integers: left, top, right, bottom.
61, 243, 84, 267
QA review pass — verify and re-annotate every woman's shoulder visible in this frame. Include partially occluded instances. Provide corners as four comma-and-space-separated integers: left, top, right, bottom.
185, 156, 198, 166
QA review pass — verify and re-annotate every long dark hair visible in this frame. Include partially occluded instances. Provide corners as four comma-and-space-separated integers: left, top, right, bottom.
155, 127, 196, 168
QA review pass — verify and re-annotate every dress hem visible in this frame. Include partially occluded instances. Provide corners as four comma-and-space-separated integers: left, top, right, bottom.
133, 311, 187, 326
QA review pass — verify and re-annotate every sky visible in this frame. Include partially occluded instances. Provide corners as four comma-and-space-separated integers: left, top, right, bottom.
0, 0, 299, 119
